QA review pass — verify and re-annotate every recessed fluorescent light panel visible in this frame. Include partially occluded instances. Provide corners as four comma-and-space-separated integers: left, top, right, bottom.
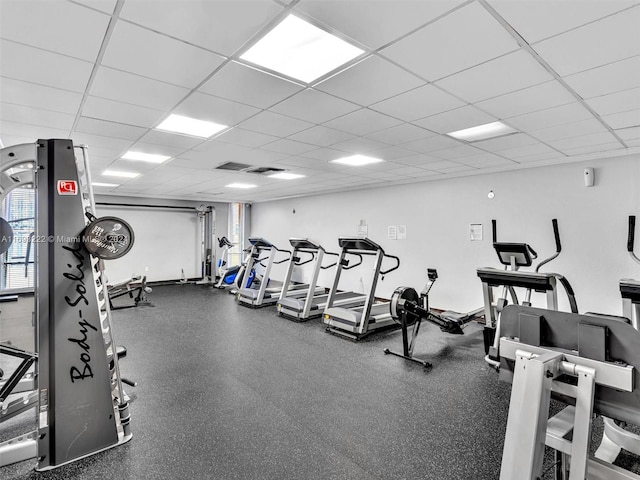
156, 114, 227, 138
240, 14, 364, 83
446, 121, 517, 142
268, 172, 306, 180
102, 170, 140, 178
121, 151, 170, 163
331, 154, 384, 167
92, 182, 120, 187
226, 183, 257, 189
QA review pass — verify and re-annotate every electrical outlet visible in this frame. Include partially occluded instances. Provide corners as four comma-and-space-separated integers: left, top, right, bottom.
145, 266, 149, 272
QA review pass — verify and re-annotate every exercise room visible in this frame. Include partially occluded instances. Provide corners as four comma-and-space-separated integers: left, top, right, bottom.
1, 1, 639, 479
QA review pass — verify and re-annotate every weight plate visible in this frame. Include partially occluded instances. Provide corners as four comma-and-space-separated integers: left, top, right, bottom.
83, 216, 134, 260
0, 218, 13, 254
390, 286, 419, 325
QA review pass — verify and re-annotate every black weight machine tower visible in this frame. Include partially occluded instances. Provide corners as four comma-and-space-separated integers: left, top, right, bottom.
0, 139, 133, 471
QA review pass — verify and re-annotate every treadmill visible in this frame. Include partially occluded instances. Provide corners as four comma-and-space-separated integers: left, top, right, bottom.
277, 238, 367, 321
236, 237, 323, 308
323, 237, 400, 340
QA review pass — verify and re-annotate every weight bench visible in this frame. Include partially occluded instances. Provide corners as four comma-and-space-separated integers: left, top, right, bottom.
498, 305, 640, 480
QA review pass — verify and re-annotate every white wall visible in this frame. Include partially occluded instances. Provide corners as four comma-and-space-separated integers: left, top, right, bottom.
95, 196, 230, 283
250, 154, 640, 316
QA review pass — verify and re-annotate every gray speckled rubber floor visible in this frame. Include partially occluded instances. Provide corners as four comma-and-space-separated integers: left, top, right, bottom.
2, 285, 639, 479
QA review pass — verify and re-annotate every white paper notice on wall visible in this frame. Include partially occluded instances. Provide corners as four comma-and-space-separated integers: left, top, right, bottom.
397, 225, 406, 240
358, 224, 368, 236
470, 223, 483, 241
388, 225, 397, 240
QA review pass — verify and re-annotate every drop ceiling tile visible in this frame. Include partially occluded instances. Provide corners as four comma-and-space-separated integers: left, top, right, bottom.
1, 1, 109, 61
239, 111, 314, 137
74, 0, 117, 14
455, 152, 511, 166
487, 0, 638, 44
287, 126, 355, 147
530, 118, 609, 142
370, 85, 466, 122
270, 89, 359, 124
475, 80, 577, 120
102, 21, 225, 88
546, 131, 619, 151
498, 143, 558, 159
70, 133, 133, 156
413, 105, 497, 134
0, 40, 93, 92
401, 135, 461, 154
296, 0, 463, 49
436, 165, 478, 173
0, 120, 69, 141
0, 134, 34, 147
75, 117, 147, 140
473, 132, 539, 151
299, 147, 346, 161
617, 126, 640, 141
174, 92, 260, 127
533, 6, 640, 76
119, 0, 282, 56
364, 123, 434, 145
506, 102, 595, 132
586, 88, 640, 117
0, 103, 75, 130
365, 146, 416, 161
82, 96, 164, 128
315, 55, 424, 106
563, 55, 640, 99
136, 130, 204, 150
380, 2, 519, 81
331, 137, 389, 154
601, 109, 640, 130
235, 147, 290, 165
122, 142, 187, 160
215, 127, 280, 148
323, 109, 402, 136
561, 141, 626, 157
261, 139, 316, 155
430, 145, 485, 160
0, 77, 83, 115
90, 66, 189, 110
199, 61, 303, 109
436, 50, 554, 104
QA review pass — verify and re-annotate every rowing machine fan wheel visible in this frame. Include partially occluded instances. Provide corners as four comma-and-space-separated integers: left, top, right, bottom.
390, 287, 419, 325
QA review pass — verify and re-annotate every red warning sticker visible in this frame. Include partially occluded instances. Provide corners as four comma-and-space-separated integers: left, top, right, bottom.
57, 180, 78, 195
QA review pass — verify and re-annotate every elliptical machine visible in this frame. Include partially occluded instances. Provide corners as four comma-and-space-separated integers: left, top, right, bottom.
214, 237, 255, 289
477, 219, 578, 369
384, 269, 473, 368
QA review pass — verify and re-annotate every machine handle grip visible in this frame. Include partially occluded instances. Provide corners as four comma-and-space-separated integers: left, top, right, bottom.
552, 218, 561, 253
380, 254, 400, 275
492, 219, 497, 243
628, 216, 636, 253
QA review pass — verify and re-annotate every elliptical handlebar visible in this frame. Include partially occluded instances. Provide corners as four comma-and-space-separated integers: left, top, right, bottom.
535, 218, 561, 273
628, 215, 640, 266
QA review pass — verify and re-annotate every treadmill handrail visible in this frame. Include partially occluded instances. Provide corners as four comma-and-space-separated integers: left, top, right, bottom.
320, 251, 339, 270
628, 215, 640, 266
380, 254, 400, 276
292, 250, 315, 266
342, 252, 363, 270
